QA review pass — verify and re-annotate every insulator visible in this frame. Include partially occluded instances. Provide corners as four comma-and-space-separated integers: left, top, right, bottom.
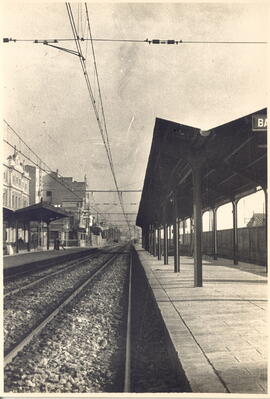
3, 38, 10, 42
167, 40, 175, 44
152, 39, 160, 44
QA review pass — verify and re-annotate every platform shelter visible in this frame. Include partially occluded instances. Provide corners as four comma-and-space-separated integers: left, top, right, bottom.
3, 201, 69, 254
136, 108, 267, 287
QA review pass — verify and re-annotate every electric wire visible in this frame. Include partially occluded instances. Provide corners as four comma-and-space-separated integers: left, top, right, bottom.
3, 37, 267, 44
84, 4, 131, 234
84, 3, 123, 219
85, 3, 112, 162
66, 3, 131, 235
3, 121, 107, 218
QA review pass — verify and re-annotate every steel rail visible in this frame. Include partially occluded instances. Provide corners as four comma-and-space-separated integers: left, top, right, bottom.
3, 249, 98, 282
4, 252, 99, 297
4, 247, 125, 367
124, 249, 132, 392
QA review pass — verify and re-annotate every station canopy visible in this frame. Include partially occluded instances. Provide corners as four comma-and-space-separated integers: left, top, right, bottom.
14, 201, 69, 223
136, 108, 267, 227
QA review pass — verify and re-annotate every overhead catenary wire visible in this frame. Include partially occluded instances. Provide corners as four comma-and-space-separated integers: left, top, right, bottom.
83, 3, 129, 230
85, 3, 112, 161
3, 121, 106, 218
3, 37, 267, 44
4, 137, 103, 218
65, 3, 131, 235
84, 3, 129, 226
83, 4, 131, 234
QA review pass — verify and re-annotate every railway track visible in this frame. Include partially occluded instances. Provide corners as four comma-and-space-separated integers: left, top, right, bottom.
4, 245, 133, 393
5, 248, 125, 366
5, 246, 187, 393
4, 251, 101, 297
4, 245, 125, 354
3, 247, 108, 284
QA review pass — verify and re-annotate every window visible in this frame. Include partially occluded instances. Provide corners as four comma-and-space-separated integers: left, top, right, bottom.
46, 191, 52, 196
12, 194, 15, 208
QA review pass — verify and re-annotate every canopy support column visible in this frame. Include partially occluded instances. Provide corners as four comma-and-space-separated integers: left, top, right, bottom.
232, 199, 239, 265
182, 219, 185, 245
192, 163, 203, 287
163, 204, 168, 265
163, 223, 168, 264
145, 225, 149, 252
141, 227, 145, 249
212, 207, 218, 260
263, 187, 267, 271
15, 219, 19, 254
27, 222, 31, 251
157, 227, 161, 260
46, 221, 50, 250
173, 193, 180, 273
153, 227, 157, 256
149, 225, 152, 254
264, 188, 267, 271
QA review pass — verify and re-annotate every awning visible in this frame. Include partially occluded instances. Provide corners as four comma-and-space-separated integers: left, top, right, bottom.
14, 201, 69, 223
136, 108, 267, 227
3, 207, 15, 221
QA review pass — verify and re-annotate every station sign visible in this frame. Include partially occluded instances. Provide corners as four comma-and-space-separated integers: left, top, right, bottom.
252, 115, 267, 131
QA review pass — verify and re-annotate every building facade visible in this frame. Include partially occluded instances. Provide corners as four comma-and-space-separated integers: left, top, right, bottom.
25, 164, 43, 205
3, 150, 31, 211
3, 150, 31, 250
41, 171, 91, 246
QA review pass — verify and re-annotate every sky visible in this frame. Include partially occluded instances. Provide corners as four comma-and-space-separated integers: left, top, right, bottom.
1, 1, 268, 230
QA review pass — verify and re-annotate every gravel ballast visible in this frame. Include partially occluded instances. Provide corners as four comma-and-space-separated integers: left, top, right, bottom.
4, 249, 117, 354
5, 252, 130, 393
4, 253, 97, 294
5, 246, 191, 393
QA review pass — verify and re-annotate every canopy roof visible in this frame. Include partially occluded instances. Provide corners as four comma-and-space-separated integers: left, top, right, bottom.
14, 201, 69, 223
3, 207, 14, 221
136, 108, 267, 227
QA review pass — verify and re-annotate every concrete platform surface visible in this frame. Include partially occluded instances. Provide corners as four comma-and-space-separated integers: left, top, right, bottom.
135, 246, 268, 394
3, 247, 95, 269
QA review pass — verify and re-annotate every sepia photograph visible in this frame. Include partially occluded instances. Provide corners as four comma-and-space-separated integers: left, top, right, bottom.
1, 1, 268, 395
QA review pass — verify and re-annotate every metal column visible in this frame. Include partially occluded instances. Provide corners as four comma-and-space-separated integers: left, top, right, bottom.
163, 223, 168, 265
145, 226, 149, 251
182, 219, 185, 245
232, 199, 239, 265
212, 208, 218, 260
157, 227, 161, 260
46, 222, 50, 250
27, 222, 31, 252
147, 225, 150, 252
192, 164, 203, 287
173, 194, 180, 272
141, 227, 144, 249
153, 227, 157, 256
263, 188, 267, 271
148, 225, 152, 254
15, 220, 19, 254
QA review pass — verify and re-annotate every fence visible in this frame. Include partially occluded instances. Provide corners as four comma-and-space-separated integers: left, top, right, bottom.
161, 225, 266, 266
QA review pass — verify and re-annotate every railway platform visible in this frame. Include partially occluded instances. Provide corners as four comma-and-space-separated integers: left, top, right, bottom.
134, 245, 267, 394
3, 247, 96, 271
